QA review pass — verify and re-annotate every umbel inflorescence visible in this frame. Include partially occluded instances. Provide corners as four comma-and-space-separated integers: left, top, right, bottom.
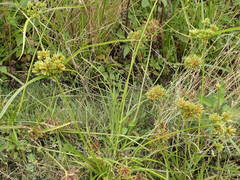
27, 1, 47, 18
146, 85, 167, 100
184, 54, 203, 70
189, 18, 219, 40
32, 50, 66, 76
176, 99, 203, 119
209, 112, 236, 136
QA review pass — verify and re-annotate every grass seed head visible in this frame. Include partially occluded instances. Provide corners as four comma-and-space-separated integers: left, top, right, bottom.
117, 165, 132, 179
214, 143, 224, 153
189, 28, 216, 40
184, 54, 203, 69
145, 19, 161, 39
176, 99, 203, 118
210, 24, 219, 31
33, 51, 66, 76
209, 113, 222, 122
226, 126, 236, 136
202, 18, 211, 25
222, 112, 232, 122
146, 85, 167, 100
37, 50, 50, 60
215, 82, 221, 90
213, 122, 226, 134
26, 1, 47, 17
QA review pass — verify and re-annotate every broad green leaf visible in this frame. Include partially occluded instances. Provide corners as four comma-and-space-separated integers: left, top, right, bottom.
123, 45, 131, 57
0, 66, 7, 73
161, 0, 167, 7
142, 0, 150, 8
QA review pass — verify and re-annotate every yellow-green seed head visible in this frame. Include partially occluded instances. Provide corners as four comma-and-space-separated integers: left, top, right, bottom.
52, 53, 65, 62
202, 18, 210, 25
189, 28, 216, 40
146, 85, 167, 100
215, 82, 221, 90
26, 1, 47, 17
214, 143, 224, 152
32, 61, 45, 75
145, 19, 161, 38
213, 122, 226, 134
225, 126, 236, 136
210, 24, 219, 31
222, 112, 232, 122
176, 99, 203, 118
209, 113, 222, 122
33, 51, 66, 76
184, 54, 203, 69
27, 1, 34, 8
37, 50, 50, 60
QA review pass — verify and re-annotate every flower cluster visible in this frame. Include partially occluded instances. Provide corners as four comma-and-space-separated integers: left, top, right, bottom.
145, 19, 161, 39
189, 28, 216, 40
201, 18, 211, 25
189, 18, 219, 40
176, 99, 203, 118
146, 85, 167, 100
128, 30, 146, 47
117, 165, 132, 179
209, 112, 236, 136
215, 82, 222, 90
27, 1, 47, 18
184, 54, 203, 69
214, 143, 224, 153
128, 30, 142, 41
32, 50, 66, 76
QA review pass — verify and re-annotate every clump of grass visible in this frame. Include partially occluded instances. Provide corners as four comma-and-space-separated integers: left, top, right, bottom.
0, 0, 240, 179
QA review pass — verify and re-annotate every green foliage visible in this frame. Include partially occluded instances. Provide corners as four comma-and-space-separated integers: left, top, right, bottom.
0, 0, 240, 179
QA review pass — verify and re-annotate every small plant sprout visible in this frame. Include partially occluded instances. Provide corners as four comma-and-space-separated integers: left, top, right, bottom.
146, 85, 167, 100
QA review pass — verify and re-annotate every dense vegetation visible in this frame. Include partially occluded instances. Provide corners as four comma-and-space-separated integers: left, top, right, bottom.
0, 0, 240, 179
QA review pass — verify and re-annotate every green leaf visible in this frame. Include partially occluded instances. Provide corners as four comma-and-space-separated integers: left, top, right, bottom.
123, 45, 131, 57
201, 95, 215, 108
63, 143, 79, 155
15, 33, 23, 46
235, 0, 240, 5
161, 0, 167, 7
19, 0, 29, 7
0, 66, 7, 73
128, 120, 136, 128
142, 0, 150, 8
